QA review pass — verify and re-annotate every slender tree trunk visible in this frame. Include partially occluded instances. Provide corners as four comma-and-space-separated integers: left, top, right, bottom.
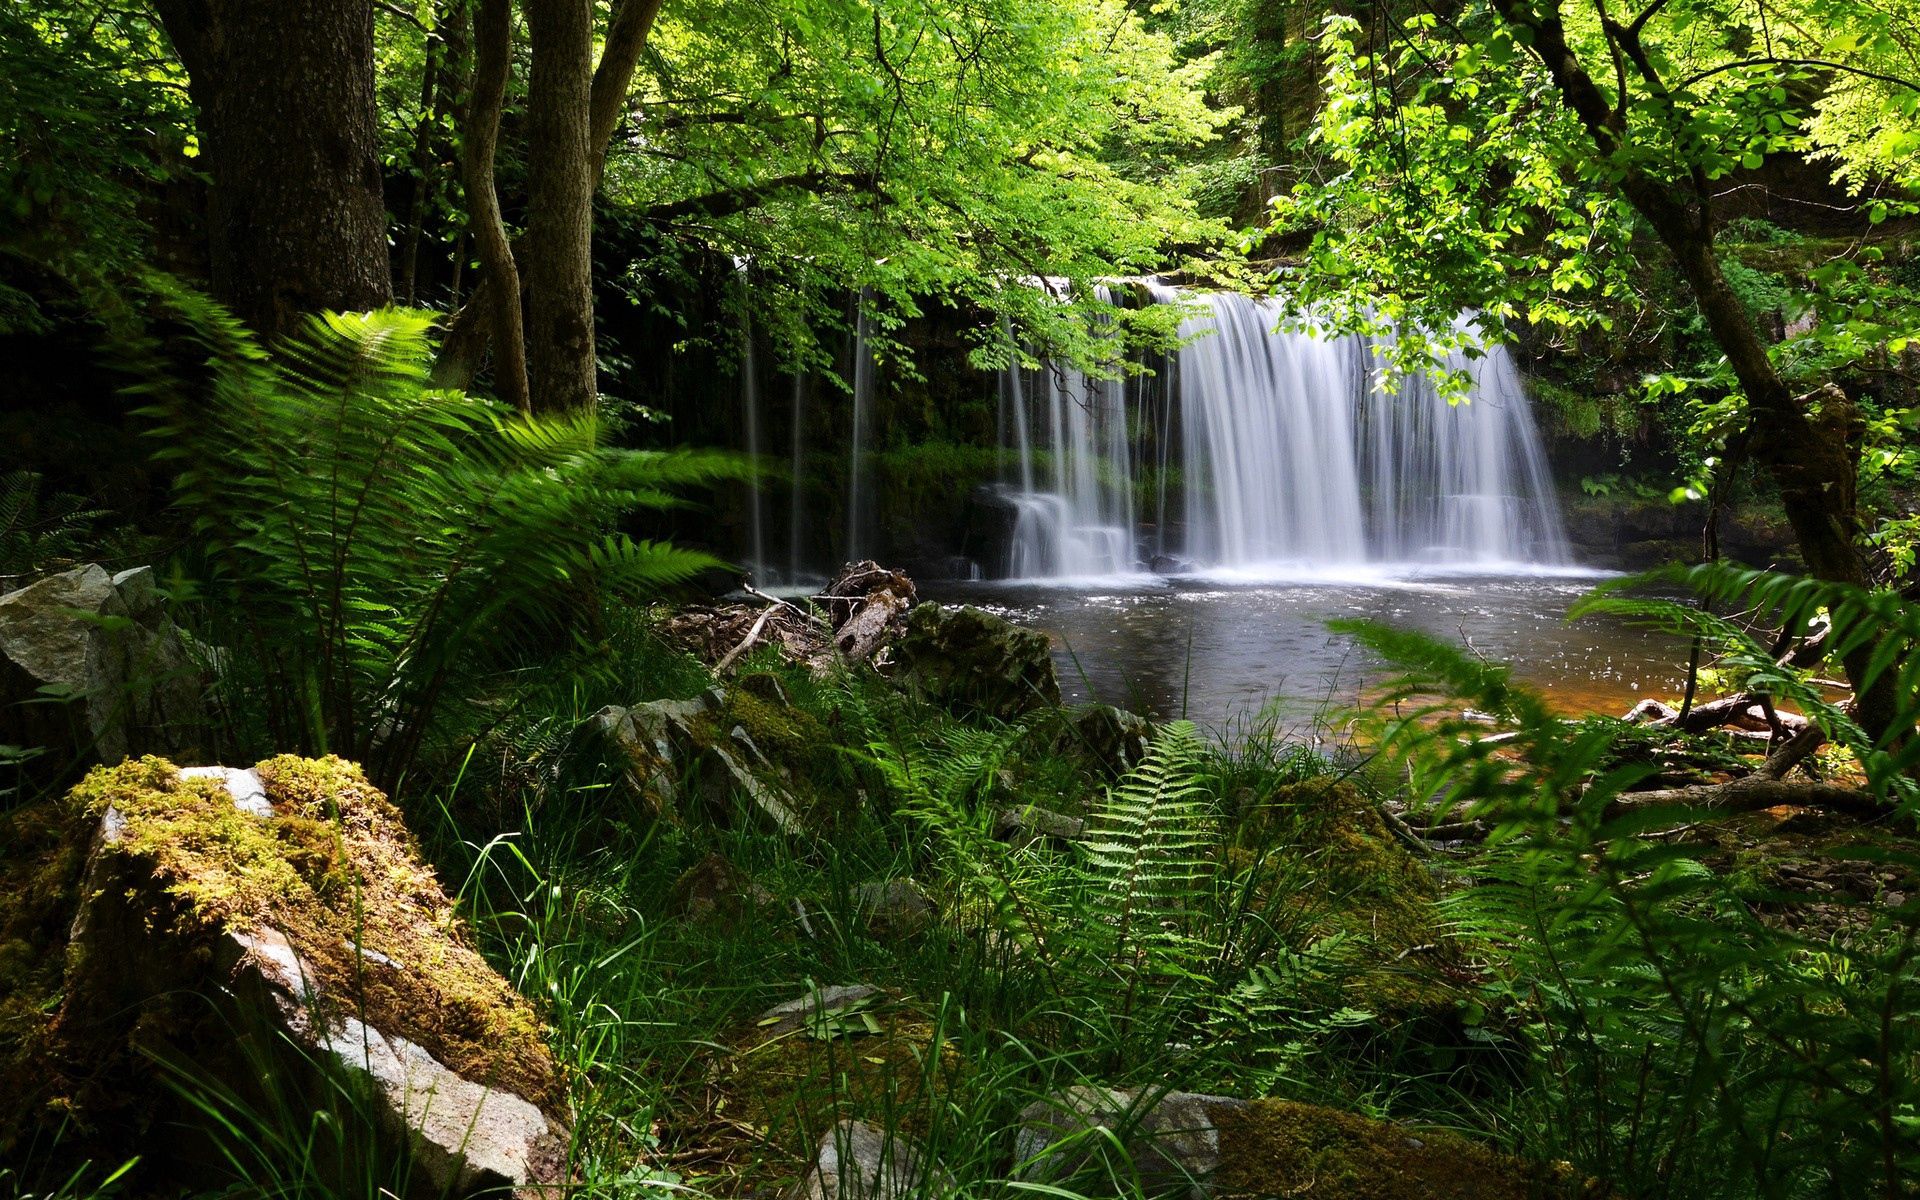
154, 0, 391, 336
463, 0, 529, 411
431, 0, 666, 393
521, 0, 598, 413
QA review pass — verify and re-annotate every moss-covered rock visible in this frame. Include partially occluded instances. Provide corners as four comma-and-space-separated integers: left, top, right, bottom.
894, 604, 1060, 720
1212, 1099, 1590, 1199
694, 988, 969, 1195
32, 755, 568, 1195
1230, 780, 1468, 1017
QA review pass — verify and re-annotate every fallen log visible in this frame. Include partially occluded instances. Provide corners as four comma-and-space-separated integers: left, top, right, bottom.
1605, 775, 1883, 820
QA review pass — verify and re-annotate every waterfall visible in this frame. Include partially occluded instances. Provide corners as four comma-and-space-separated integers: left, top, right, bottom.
846, 303, 874, 560
992, 286, 1570, 579
740, 314, 767, 581
787, 371, 807, 584
998, 288, 1139, 578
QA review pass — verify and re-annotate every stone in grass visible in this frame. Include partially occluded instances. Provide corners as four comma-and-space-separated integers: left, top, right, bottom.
54, 756, 569, 1198
1210, 1099, 1592, 1199
669, 851, 775, 922
1056, 704, 1154, 778
893, 604, 1060, 721
1015, 1085, 1244, 1199
785, 1120, 953, 1200
854, 879, 934, 939
994, 803, 1086, 843
593, 692, 805, 834
751, 983, 882, 1038
0, 564, 207, 772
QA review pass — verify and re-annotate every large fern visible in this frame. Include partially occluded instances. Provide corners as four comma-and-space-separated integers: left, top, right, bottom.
1333, 570, 1920, 1198
133, 294, 742, 786
1077, 720, 1218, 1021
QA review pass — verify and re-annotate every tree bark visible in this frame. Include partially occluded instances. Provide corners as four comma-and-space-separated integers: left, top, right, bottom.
154, 0, 392, 337
432, 0, 667, 393
1485, 0, 1903, 746
521, 0, 598, 413
463, 0, 530, 411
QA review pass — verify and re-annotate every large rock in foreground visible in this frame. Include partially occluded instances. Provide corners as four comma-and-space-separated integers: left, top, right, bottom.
0, 564, 206, 772
894, 604, 1060, 720
46, 756, 568, 1196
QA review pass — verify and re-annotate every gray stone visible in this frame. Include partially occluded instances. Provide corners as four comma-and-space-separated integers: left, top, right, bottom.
995, 804, 1086, 843
893, 604, 1060, 720
595, 693, 803, 833
0, 564, 206, 769
1059, 704, 1154, 778
855, 879, 934, 938
669, 852, 774, 921
753, 984, 881, 1038
785, 1120, 951, 1200
1015, 1085, 1245, 1198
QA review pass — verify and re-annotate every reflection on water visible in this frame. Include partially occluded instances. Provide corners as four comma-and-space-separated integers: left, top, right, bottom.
925, 569, 1683, 731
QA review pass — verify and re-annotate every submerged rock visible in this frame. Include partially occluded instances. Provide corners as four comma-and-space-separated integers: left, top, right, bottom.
894, 604, 1060, 720
0, 564, 206, 773
785, 1120, 952, 1200
47, 756, 569, 1197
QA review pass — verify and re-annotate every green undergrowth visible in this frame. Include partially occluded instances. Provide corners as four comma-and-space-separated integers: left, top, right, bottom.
413, 634, 1508, 1198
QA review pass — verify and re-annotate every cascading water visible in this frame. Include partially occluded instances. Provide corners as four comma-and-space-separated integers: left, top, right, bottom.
992, 287, 1569, 578
997, 287, 1139, 578
846, 303, 875, 561
1169, 290, 1568, 569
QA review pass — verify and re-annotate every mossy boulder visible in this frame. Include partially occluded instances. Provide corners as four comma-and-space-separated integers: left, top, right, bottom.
1231, 780, 1467, 1018
31, 755, 568, 1196
697, 987, 968, 1195
1018, 1090, 1587, 1199
1212, 1099, 1590, 1199
894, 604, 1060, 720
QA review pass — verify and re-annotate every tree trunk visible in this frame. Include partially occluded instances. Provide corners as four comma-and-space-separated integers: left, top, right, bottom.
1485, 0, 1903, 746
154, 0, 391, 337
431, 0, 666, 393
463, 0, 529, 411
521, 0, 598, 413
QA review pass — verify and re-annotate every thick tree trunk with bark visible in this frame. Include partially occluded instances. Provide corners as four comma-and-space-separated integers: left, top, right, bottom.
521, 0, 598, 413
154, 0, 391, 336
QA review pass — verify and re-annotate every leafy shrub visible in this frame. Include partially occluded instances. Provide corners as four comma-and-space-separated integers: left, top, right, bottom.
1334, 563, 1920, 1197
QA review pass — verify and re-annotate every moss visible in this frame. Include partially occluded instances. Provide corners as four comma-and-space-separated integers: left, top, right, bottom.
0, 798, 92, 1155
1232, 781, 1467, 1015
63, 755, 557, 1105
694, 995, 968, 1190
1212, 1100, 1589, 1200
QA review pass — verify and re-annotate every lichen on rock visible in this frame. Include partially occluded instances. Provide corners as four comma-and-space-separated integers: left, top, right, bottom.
63, 754, 557, 1105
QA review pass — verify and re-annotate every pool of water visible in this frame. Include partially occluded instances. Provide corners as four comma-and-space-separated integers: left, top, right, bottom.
924, 565, 1685, 731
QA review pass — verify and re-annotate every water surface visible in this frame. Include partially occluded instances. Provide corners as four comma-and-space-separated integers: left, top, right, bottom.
926, 567, 1682, 732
